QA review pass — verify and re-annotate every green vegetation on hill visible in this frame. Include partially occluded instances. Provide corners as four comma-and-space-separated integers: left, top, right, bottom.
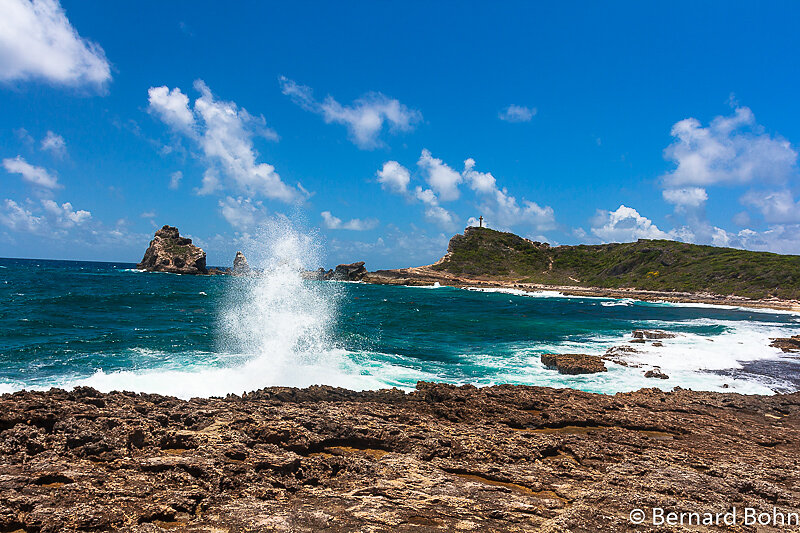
431, 227, 800, 300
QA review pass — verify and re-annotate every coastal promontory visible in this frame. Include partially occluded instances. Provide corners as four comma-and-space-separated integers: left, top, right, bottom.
365, 226, 800, 310
137, 225, 208, 275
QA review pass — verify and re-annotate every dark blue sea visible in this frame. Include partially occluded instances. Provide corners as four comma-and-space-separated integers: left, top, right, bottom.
2, 256, 800, 398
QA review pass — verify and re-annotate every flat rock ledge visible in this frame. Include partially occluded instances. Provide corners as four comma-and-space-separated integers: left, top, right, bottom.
1, 383, 799, 532
541, 353, 607, 374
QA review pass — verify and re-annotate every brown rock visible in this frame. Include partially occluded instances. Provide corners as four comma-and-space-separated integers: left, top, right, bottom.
137, 225, 207, 275
632, 329, 677, 340
330, 261, 367, 281
770, 335, 800, 353
603, 345, 642, 368
644, 368, 669, 379
541, 353, 607, 374
1, 384, 800, 531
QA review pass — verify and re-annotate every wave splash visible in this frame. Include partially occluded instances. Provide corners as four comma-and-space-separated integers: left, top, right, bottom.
77, 219, 386, 398
219, 220, 336, 373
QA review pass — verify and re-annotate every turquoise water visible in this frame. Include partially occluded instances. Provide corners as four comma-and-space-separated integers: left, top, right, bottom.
2, 257, 800, 398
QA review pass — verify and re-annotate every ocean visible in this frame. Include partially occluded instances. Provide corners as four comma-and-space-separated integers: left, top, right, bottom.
2, 240, 800, 399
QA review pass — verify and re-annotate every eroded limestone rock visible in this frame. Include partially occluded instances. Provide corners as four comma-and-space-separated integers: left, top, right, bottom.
137, 225, 207, 275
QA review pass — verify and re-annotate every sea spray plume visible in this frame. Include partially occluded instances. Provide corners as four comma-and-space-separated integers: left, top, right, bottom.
218, 218, 343, 380
71, 218, 388, 397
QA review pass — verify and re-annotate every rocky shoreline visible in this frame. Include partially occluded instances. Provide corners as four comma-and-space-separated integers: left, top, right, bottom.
362, 266, 800, 313
1, 383, 799, 532
134, 225, 800, 311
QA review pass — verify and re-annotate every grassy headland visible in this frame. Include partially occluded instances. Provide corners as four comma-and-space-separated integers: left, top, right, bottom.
429, 227, 800, 300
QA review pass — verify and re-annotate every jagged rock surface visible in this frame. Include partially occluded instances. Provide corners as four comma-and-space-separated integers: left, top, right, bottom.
540, 353, 607, 374
137, 226, 207, 275
232, 251, 251, 276
632, 329, 678, 340
644, 368, 669, 379
771, 335, 800, 353
1, 383, 799, 532
62, 222, 800, 527
330, 261, 367, 281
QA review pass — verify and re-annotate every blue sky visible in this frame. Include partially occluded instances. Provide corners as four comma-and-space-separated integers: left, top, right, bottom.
2, 1, 800, 269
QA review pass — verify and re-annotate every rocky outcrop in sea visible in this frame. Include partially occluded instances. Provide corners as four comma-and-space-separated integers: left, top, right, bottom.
331, 261, 367, 281
771, 335, 800, 353
137, 225, 207, 275
540, 353, 607, 374
302, 262, 368, 281
231, 251, 251, 276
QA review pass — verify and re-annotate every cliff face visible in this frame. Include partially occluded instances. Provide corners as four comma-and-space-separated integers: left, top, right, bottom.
0, 383, 798, 531
137, 225, 207, 275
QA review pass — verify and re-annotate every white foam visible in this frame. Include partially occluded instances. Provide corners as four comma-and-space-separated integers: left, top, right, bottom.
465, 287, 567, 298
71, 349, 391, 398
464, 286, 800, 316
414, 282, 443, 289
601, 298, 635, 307
647, 299, 800, 316
52, 219, 414, 399
4, 226, 797, 398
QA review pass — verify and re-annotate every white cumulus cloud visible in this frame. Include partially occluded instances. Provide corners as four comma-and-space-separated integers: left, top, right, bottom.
375, 152, 556, 234
662, 105, 797, 187
413, 186, 456, 230
741, 190, 800, 224
417, 149, 462, 202
462, 157, 556, 232
498, 105, 536, 123
591, 205, 670, 242
0, 199, 42, 232
662, 187, 708, 209
376, 161, 411, 194
40, 131, 66, 157
169, 170, 182, 190
320, 211, 378, 231
2, 155, 60, 189
41, 198, 90, 226
279, 76, 421, 149
195, 170, 221, 196
148, 86, 195, 134
0, 197, 90, 235
218, 196, 267, 230
0, 0, 110, 88
148, 80, 300, 202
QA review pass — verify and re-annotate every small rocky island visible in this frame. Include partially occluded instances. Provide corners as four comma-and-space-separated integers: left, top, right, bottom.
137, 225, 207, 275
231, 251, 251, 276
137, 226, 367, 280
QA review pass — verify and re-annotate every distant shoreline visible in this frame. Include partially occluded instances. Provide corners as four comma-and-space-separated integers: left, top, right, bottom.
4, 255, 799, 313
363, 266, 800, 313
